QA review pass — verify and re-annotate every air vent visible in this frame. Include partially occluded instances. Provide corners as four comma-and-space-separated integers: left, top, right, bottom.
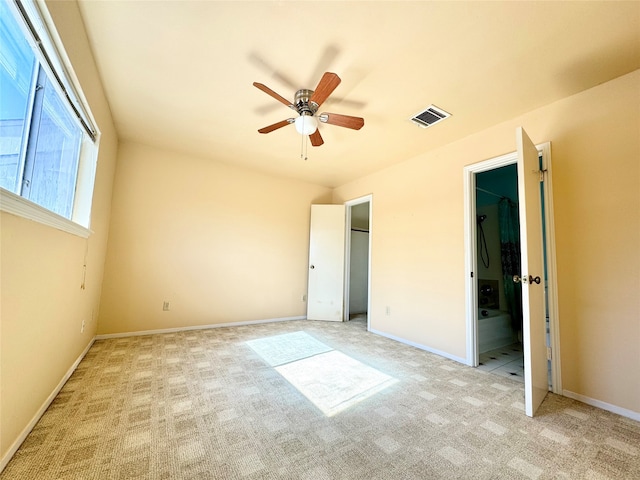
410, 105, 451, 128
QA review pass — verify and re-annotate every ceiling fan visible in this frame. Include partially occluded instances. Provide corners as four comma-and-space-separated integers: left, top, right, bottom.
253, 72, 364, 147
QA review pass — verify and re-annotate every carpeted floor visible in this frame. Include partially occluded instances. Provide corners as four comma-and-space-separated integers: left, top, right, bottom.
2, 318, 638, 479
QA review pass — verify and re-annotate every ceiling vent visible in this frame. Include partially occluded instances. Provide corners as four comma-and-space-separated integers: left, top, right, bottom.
410, 105, 451, 128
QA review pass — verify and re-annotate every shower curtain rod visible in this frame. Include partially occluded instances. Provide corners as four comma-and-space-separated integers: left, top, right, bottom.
476, 187, 504, 199
476, 187, 518, 204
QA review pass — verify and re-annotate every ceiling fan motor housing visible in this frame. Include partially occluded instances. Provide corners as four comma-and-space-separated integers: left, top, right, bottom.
294, 89, 318, 115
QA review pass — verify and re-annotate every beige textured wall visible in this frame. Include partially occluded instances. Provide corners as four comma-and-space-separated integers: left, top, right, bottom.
97, 142, 332, 335
0, 0, 118, 462
333, 70, 640, 413
1, 3, 637, 466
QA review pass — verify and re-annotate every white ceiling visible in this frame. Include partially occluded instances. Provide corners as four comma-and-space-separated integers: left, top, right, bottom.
76, 1, 640, 188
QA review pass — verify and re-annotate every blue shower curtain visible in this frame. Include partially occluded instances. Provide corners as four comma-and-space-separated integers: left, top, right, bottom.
498, 198, 523, 332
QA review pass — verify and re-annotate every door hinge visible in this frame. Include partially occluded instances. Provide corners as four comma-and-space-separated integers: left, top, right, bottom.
539, 169, 547, 182
546, 347, 552, 361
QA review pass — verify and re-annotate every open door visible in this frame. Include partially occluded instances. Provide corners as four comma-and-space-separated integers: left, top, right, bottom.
307, 204, 346, 321
517, 127, 548, 417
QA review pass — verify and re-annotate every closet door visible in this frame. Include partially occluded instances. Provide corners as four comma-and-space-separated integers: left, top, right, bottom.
307, 204, 345, 321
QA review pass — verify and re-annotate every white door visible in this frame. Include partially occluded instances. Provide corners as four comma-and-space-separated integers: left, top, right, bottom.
307, 204, 346, 321
517, 127, 548, 417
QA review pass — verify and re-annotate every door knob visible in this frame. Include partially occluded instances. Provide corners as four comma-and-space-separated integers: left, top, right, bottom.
514, 274, 541, 284
310, 265, 315, 269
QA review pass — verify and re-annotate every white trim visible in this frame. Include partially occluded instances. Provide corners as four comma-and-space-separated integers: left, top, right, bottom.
463, 165, 480, 366
70, 136, 99, 228
539, 143, 562, 394
343, 194, 373, 331
369, 328, 467, 365
95, 316, 305, 340
343, 203, 353, 322
463, 151, 520, 366
0, 337, 95, 473
562, 390, 640, 422
0, 188, 92, 238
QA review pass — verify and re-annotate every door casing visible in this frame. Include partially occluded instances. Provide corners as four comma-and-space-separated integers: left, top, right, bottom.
463, 141, 562, 395
343, 195, 373, 329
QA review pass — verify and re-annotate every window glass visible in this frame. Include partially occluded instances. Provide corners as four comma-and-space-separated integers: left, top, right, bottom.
0, 0, 89, 222
24, 73, 82, 218
0, 1, 37, 192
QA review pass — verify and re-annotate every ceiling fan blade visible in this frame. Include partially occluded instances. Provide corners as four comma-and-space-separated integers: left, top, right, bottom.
307, 45, 340, 87
319, 112, 364, 130
253, 82, 293, 108
258, 119, 294, 134
309, 129, 324, 147
309, 72, 341, 108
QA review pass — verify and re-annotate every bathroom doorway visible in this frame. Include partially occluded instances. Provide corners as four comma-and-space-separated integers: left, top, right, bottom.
475, 164, 525, 381
464, 136, 562, 416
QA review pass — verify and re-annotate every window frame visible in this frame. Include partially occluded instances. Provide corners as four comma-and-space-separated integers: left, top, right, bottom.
0, 0, 99, 238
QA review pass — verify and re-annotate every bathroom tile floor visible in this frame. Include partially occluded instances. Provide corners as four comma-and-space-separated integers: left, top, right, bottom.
478, 342, 524, 382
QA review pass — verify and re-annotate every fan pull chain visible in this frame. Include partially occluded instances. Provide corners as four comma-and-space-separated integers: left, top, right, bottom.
301, 132, 309, 160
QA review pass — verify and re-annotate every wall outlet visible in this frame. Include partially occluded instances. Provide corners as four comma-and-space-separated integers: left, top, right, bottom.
163, 301, 170, 311
385, 306, 391, 316
81, 319, 85, 333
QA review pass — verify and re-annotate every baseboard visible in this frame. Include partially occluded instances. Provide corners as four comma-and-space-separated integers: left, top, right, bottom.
1, 337, 96, 473
95, 316, 306, 339
562, 390, 640, 422
368, 328, 467, 365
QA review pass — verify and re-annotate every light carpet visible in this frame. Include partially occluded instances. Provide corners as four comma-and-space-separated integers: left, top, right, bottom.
2, 318, 639, 479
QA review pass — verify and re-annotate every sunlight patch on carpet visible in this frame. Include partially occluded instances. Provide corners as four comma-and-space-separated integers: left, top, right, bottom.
246, 332, 397, 416
246, 331, 332, 367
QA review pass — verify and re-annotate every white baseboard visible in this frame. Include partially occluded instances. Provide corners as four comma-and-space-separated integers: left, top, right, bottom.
95, 316, 306, 339
1, 338, 95, 473
1, 316, 304, 471
562, 390, 640, 422
368, 328, 467, 365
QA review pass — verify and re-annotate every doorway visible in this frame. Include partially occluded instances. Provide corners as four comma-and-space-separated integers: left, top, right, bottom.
464, 138, 562, 415
344, 195, 372, 329
475, 164, 525, 382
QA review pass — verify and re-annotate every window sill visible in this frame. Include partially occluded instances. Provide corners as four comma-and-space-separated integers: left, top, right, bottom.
0, 188, 91, 238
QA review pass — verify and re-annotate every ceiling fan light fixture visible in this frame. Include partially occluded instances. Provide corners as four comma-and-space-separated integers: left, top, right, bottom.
294, 114, 318, 135
254, 72, 364, 148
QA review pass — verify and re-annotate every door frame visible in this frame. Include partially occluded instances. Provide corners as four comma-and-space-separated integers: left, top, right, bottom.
463, 142, 562, 395
343, 194, 373, 330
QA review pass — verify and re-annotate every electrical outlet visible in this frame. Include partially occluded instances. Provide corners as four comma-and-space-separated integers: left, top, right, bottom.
385, 306, 391, 316
81, 319, 85, 333
163, 301, 170, 311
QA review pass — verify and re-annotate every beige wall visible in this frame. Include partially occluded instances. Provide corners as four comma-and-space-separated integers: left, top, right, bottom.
1, 2, 637, 467
0, 0, 118, 463
333, 70, 640, 413
97, 142, 332, 334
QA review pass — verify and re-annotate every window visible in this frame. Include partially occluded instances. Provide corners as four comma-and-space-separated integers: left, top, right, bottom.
0, 0, 98, 235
